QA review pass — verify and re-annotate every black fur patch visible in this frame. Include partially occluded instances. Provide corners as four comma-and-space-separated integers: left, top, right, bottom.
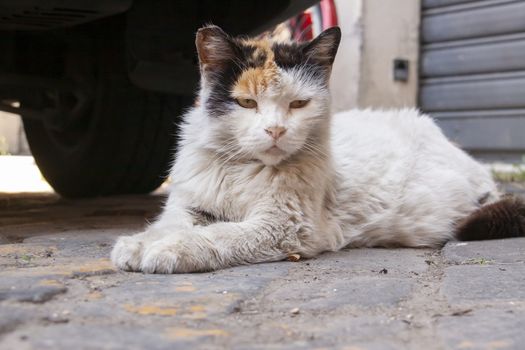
272, 26, 341, 70
272, 42, 329, 80
204, 40, 276, 118
205, 42, 258, 118
246, 48, 267, 68
272, 42, 308, 69
456, 196, 525, 241
271, 27, 341, 84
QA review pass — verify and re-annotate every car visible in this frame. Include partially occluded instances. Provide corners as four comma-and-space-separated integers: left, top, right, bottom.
0, 0, 320, 197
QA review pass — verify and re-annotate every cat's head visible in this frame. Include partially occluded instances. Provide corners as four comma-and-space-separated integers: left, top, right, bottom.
195, 25, 341, 166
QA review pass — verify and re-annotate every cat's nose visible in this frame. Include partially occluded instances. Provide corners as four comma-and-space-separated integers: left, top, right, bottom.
265, 126, 287, 140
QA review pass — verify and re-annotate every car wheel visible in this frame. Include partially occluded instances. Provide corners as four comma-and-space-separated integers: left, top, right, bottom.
18, 17, 190, 198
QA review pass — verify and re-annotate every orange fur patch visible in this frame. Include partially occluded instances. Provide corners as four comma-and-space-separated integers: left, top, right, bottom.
232, 40, 280, 97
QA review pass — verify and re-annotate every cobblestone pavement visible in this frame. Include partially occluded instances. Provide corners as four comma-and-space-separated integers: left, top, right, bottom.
1, 191, 524, 350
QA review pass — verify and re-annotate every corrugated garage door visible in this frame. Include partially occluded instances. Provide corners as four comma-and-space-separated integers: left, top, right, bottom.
419, 0, 525, 162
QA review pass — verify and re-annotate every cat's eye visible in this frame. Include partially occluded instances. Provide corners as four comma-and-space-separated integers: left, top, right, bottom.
236, 98, 257, 109
289, 99, 310, 109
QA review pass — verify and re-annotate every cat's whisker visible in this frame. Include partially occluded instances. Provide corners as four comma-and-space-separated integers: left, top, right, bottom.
301, 143, 329, 163
210, 140, 247, 167
302, 140, 328, 156
214, 149, 240, 166
213, 139, 238, 154
215, 141, 238, 154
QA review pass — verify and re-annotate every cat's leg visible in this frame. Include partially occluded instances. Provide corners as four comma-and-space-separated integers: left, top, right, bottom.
110, 194, 195, 271
111, 230, 165, 272
140, 215, 300, 273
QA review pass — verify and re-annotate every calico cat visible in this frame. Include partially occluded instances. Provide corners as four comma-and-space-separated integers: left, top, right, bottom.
111, 25, 525, 273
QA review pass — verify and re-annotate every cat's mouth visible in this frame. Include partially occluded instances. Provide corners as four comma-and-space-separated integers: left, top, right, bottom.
265, 145, 285, 155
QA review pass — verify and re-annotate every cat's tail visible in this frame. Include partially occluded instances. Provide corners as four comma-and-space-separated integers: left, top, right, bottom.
456, 196, 525, 241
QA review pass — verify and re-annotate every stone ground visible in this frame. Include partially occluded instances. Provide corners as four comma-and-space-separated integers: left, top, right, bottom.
0, 187, 524, 350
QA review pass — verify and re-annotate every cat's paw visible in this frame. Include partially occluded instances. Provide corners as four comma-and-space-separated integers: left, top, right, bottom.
111, 235, 145, 271
140, 235, 218, 273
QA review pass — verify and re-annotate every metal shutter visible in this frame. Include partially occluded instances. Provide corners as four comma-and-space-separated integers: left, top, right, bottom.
419, 0, 525, 162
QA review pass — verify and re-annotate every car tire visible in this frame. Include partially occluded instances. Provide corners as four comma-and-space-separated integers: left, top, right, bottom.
19, 17, 189, 198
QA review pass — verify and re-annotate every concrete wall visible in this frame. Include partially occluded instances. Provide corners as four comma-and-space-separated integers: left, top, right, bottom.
330, 0, 363, 112
0, 112, 30, 155
330, 0, 421, 111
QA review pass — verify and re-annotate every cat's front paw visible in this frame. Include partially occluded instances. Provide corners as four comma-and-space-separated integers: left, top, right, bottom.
140, 235, 219, 273
111, 235, 144, 271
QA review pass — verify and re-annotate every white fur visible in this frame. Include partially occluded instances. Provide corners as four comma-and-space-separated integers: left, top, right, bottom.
111, 101, 498, 273
111, 41, 498, 273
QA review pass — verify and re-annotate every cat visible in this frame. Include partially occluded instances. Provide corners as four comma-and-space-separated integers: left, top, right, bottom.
111, 25, 525, 273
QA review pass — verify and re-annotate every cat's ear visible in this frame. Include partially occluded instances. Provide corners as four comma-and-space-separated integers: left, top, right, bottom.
303, 26, 341, 66
196, 25, 237, 72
